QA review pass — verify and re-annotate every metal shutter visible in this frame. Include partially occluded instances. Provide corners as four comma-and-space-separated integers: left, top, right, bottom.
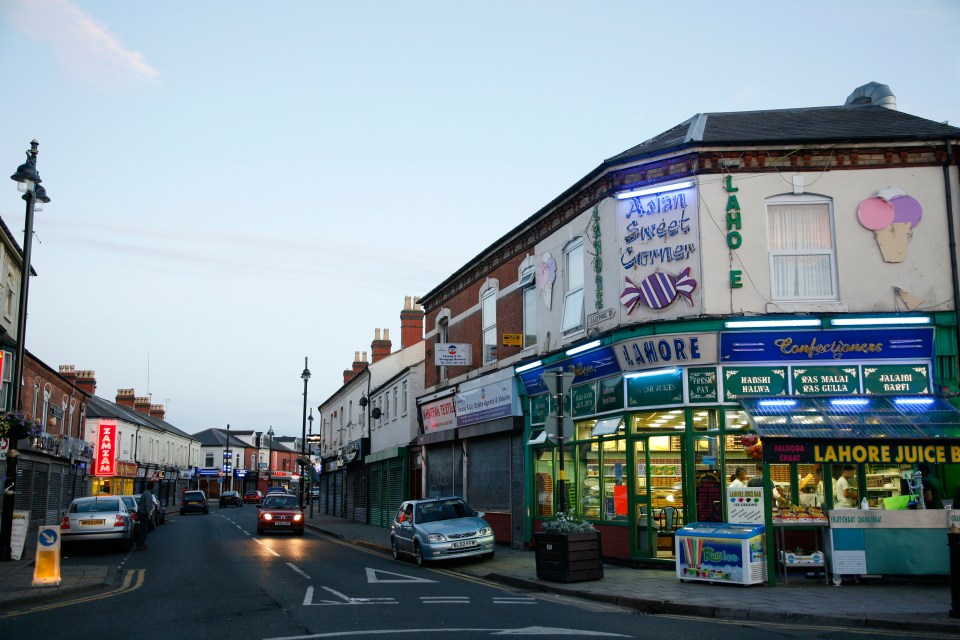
426, 445, 454, 498
47, 467, 62, 525
368, 463, 384, 527
465, 436, 510, 511
385, 458, 405, 516
349, 467, 367, 523
333, 471, 343, 517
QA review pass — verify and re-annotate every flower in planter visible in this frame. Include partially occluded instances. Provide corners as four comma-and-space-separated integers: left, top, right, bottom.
0, 411, 44, 441
540, 511, 597, 534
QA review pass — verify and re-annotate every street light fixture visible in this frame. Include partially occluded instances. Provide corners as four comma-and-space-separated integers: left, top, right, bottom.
307, 407, 314, 517
1, 140, 50, 563
299, 357, 311, 509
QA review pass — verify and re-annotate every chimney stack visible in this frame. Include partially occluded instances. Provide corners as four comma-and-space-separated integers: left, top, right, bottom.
116, 389, 135, 408
343, 351, 370, 385
134, 396, 151, 415
400, 295, 424, 349
371, 327, 392, 363
149, 404, 166, 420
64, 368, 96, 395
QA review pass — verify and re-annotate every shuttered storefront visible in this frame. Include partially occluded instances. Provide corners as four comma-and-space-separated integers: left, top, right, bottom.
425, 443, 462, 498
368, 455, 406, 527
345, 465, 367, 523
12, 457, 81, 528
465, 435, 510, 510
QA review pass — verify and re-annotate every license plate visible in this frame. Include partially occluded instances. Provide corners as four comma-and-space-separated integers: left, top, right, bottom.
82, 519, 105, 526
451, 540, 478, 549
275, 522, 290, 526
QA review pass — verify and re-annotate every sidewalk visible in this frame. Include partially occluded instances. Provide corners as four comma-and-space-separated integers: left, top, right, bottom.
2, 510, 959, 634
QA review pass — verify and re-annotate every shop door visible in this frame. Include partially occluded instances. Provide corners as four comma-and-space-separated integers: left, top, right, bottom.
632, 434, 685, 560
693, 435, 723, 523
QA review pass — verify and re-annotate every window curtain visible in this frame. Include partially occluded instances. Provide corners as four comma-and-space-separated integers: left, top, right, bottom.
768, 203, 835, 298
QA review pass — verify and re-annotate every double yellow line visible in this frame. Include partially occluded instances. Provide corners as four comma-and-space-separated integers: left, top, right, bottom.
1, 568, 145, 618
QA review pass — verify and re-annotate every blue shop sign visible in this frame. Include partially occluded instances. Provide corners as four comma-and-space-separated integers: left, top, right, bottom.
519, 346, 620, 395
720, 328, 933, 363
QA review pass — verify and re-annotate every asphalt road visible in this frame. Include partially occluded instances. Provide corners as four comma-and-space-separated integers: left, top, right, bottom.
2, 508, 949, 639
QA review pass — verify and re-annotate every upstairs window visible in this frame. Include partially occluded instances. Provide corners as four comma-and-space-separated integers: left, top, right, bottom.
520, 266, 537, 349
481, 288, 497, 364
562, 238, 584, 334
767, 196, 838, 300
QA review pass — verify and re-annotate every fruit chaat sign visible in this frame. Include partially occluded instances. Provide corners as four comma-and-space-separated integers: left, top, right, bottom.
763, 440, 960, 465
617, 182, 701, 320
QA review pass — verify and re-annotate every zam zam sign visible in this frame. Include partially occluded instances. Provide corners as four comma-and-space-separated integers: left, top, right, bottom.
617, 181, 702, 320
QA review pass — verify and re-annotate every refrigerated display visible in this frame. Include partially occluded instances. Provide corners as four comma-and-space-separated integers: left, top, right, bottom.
676, 522, 766, 586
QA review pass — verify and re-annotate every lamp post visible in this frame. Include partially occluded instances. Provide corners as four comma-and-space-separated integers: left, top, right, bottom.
1, 141, 50, 563
307, 408, 314, 517
267, 426, 274, 490
225, 423, 232, 493
299, 357, 311, 509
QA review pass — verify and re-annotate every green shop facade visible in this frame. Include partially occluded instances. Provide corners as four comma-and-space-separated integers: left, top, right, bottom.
520, 313, 958, 567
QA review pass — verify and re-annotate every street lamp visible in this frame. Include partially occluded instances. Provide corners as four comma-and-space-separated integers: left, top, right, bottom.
1, 140, 50, 563
299, 357, 311, 509
307, 408, 314, 517
225, 423, 232, 492
267, 426, 274, 490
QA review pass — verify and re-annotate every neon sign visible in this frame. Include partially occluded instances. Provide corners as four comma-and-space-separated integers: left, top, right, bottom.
95, 422, 117, 477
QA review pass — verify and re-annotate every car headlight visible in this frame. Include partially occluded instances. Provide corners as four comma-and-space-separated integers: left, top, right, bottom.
478, 526, 492, 536
293, 514, 303, 522
426, 533, 446, 542
262, 513, 273, 521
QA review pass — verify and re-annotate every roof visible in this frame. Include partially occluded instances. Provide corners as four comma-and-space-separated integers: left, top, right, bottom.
86, 395, 196, 441
607, 105, 960, 164
192, 427, 250, 448
740, 395, 960, 440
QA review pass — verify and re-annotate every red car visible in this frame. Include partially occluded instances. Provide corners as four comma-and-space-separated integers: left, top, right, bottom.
257, 493, 304, 535
243, 490, 263, 504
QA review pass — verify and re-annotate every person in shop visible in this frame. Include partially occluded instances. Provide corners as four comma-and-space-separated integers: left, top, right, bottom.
728, 467, 748, 488
799, 466, 825, 507
835, 465, 859, 508
917, 463, 945, 509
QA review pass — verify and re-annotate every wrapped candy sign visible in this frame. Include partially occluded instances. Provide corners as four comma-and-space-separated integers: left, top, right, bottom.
857, 187, 923, 263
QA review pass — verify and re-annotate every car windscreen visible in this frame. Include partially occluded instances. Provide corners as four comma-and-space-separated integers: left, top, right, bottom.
416, 500, 474, 523
264, 497, 299, 509
184, 492, 204, 500
73, 499, 121, 513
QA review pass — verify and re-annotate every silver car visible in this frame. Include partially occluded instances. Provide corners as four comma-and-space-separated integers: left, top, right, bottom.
60, 496, 135, 551
390, 497, 495, 567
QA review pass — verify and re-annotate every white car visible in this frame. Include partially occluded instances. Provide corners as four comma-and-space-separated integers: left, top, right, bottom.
60, 496, 135, 551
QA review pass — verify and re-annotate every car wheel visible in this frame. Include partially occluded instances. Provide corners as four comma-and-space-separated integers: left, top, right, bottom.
391, 537, 401, 560
414, 542, 424, 568
204, 507, 209, 514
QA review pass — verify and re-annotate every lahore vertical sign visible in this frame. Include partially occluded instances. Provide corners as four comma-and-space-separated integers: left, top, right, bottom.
96, 422, 117, 477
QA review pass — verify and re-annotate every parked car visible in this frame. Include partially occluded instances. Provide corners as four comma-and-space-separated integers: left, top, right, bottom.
243, 490, 263, 504
265, 486, 290, 496
257, 493, 304, 535
219, 490, 243, 508
390, 497, 495, 567
309, 487, 320, 499
118, 495, 145, 532
180, 490, 209, 515
60, 496, 135, 551
134, 493, 165, 528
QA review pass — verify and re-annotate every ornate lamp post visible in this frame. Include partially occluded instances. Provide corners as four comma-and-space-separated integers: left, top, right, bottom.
1, 141, 50, 562
299, 357, 310, 509
307, 408, 314, 517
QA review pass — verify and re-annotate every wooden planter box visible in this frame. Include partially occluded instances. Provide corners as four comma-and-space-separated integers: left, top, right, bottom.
534, 531, 604, 583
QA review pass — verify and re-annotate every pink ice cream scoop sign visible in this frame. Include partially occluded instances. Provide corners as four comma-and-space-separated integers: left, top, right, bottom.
857, 187, 922, 263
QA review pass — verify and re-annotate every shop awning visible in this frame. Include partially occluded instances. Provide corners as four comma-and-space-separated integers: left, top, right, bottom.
738, 396, 960, 465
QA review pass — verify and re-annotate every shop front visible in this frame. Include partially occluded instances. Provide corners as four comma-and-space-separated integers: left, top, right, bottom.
366, 447, 408, 527
339, 438, 369, 523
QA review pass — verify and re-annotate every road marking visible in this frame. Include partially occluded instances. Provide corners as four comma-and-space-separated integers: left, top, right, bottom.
365, 567, 436, 584
252, 538, 282, 557
0, 568, 146, 619
303, 585, 397, 606
287, 563, 311, 579
266, 627, 629, 639
420, 596, 470, 604
493, 597, 537, 605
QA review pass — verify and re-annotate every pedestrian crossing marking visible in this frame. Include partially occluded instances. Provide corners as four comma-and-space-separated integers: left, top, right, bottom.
366, 567, 437, 584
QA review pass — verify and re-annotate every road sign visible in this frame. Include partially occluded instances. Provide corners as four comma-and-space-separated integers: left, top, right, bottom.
542, 369, 574, 395
33, 526, 61, 586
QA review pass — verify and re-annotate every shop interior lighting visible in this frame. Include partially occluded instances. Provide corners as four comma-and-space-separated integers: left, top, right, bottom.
565, 340, 601, 356
615, 180, 694, 200
894, 397, 935, 406
724, 318, 822, 329
756, 399, 798, 409
624, 367, 679, 379
830, 316, 931, 326
515, 360, 542, 374
829, 398, 871, 407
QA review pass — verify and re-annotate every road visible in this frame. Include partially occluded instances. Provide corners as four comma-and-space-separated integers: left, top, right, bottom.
2, 507, 951, 639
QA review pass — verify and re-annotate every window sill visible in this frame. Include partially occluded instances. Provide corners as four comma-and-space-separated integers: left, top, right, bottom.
765, 301, 848, 313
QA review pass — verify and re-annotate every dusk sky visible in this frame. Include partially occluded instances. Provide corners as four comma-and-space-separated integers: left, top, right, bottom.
1, 1, 958, 438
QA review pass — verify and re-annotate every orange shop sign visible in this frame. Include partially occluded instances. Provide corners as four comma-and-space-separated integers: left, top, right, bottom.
95, 422, 117, 477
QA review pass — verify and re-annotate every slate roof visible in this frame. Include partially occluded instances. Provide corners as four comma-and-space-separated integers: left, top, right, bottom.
86, 395, 196, 441
192, 427, 251, 449
607, 104, 960, 164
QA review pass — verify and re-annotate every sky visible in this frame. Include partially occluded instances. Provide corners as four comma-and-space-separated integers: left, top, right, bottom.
1, 1, 958, 439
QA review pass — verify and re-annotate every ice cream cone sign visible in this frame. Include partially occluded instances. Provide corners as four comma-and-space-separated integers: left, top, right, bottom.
536, 252, 556, 310
858, 188, 922, 263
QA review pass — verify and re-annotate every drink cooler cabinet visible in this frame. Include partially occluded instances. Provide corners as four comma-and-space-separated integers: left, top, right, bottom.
675, 522, 767, 586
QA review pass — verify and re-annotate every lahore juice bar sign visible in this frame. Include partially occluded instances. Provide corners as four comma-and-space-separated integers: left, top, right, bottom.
763, 440, 960, 465
95, 422, 117, 477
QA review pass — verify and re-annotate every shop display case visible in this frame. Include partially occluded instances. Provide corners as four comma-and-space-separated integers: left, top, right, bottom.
676, 522, 767, 586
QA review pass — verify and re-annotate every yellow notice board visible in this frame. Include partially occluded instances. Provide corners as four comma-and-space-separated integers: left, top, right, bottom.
32, 526, 62, 587
502, 333, 522, 347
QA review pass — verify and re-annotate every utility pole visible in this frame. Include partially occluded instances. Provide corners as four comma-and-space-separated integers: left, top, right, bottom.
544, 368, 573, 515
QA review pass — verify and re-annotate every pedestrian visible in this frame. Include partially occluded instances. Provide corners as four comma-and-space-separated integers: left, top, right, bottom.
136, 482, 154, 550
728, 467, 748, 488
917, 463, 945, 509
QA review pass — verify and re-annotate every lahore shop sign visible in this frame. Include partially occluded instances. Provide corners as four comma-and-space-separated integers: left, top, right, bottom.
95, 422, 117, 477
764, 440, 960, 465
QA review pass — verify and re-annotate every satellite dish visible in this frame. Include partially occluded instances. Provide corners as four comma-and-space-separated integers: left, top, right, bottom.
371, 407, 381, 419
359, 396, 368, 407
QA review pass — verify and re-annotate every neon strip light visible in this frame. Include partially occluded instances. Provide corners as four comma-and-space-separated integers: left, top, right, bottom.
515, 360, 542, 374
830, 316, 931, 326
624, 367, 679, 379
756, 399, 798, 408
565, 340, 601, 356
893, 397, 935, 406
724, 319, 821, 328
829, 398, 870, 407
615, 180, 694, 200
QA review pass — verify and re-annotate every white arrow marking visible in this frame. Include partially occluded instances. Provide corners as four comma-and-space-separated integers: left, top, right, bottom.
365, 567, 437, 584
303, 585, 398, 606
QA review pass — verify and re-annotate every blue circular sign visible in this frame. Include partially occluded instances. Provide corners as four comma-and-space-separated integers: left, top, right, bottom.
39, 528, 59, 546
